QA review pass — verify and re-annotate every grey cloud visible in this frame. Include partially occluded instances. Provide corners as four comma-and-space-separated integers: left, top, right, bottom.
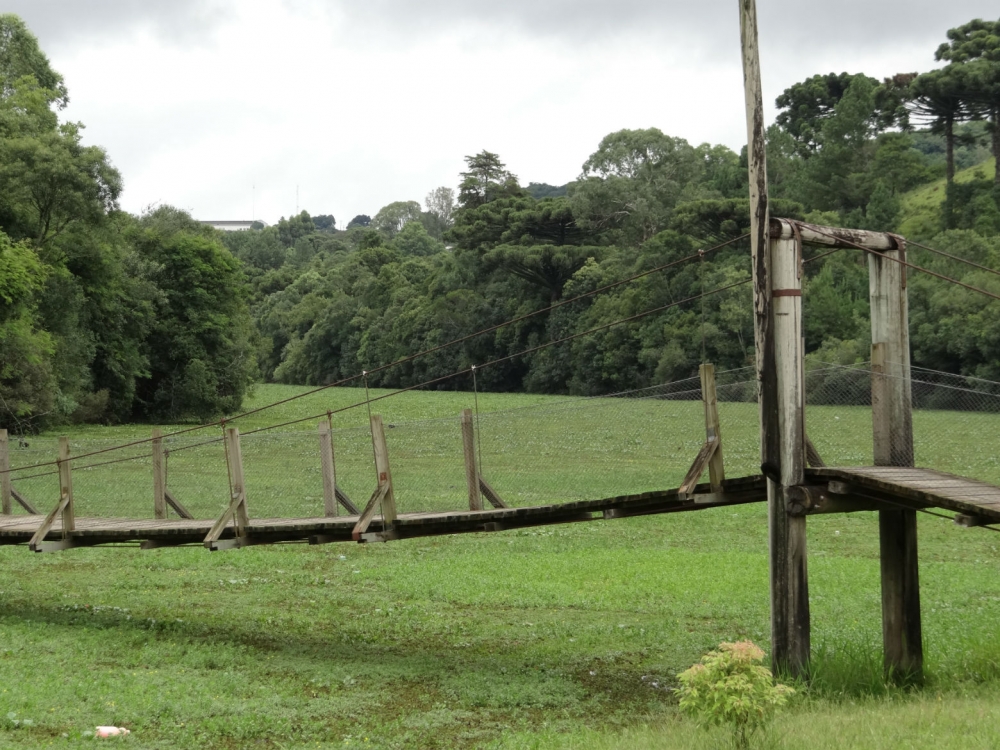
4, 0, 229, 49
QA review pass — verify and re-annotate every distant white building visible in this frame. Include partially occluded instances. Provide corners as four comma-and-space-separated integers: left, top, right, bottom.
200, 220, 268, 232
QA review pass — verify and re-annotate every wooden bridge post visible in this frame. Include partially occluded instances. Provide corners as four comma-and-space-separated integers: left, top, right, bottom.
699, 364, 725, 492
768, 234, 810, 677
318, 422, 338, 517
58, 437, 75, 533
152, 429, 166, 520
0, 429, 11, 515
740, 0, 809, 677
870, 239, 922, 682
370, 415, 397, 525
225, 427, 249, 539
461, 409, 483, 511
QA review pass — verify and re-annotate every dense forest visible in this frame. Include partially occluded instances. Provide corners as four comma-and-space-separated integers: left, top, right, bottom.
1, 14, 999, 429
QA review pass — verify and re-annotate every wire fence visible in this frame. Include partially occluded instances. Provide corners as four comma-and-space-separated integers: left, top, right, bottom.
2, 362, 999, 521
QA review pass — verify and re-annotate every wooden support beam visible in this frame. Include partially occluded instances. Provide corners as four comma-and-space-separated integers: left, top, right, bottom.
28, 492, 72, 552
461, 409, 482, 511
678, 439, 719, 501
0, 429, 10, 515
318, 422, 338, 517
700, 364, 725, 491
479, 476, 510, 509
768, 235, 810, 677
164, 489, 194, 520
152, 429, 166, 520
57, 437, 75, 534
870, 238, 922, 684
770, 218, 901, 251
370, 415, 397, 524
335, 487, 360, 516
11, 488, 39, 515
351, 483, 390, 541
204, 428, 249, 550
804, 435, 826, 468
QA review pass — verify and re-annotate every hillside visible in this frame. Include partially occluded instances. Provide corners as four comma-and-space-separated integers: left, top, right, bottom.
898, 159, 997, 239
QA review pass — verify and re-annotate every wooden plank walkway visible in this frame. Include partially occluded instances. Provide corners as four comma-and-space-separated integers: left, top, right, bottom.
0, 476, 767, 551
807, 466, 1000, 524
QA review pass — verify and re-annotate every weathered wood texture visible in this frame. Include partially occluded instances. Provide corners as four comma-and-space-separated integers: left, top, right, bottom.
204, 428, 250, 549
739, 0, 779, 482
152, 429, 166, 520
318, 422, 338, 517
370, 414, 397, 524
769, 235, 810, 677
461, 409, 482, 511
0, 429, 11, 515
771, 218, 901, 251
58, 437, 75, 533
869, 238, 922, 682
479, 476, 510, 509
678, 439, 719, 501
700, 364, 725, 490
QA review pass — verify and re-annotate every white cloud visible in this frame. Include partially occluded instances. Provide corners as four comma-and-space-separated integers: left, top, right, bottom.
10, 0, 998, 224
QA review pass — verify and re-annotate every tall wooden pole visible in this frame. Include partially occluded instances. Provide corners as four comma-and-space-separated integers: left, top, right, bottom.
739, 1, 810, 676
870, 241, 922, 682
152, 429, 166, 520
461, 409, 482, 511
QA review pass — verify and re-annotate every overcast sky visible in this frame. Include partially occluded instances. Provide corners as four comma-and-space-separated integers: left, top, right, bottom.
7, 0, 998, 225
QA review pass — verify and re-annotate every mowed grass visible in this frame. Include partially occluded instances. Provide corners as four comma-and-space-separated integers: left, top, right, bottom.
1, 384, 1000, 748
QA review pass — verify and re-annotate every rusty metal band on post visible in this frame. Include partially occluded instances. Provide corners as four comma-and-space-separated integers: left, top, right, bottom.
772, 289, 802, 297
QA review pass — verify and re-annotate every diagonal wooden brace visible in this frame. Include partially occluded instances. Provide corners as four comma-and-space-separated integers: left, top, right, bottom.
678, 438, 720, 501
351, 483, 390, 542
203, 490, 248, 550
28, 492, 72, 552
11, 487, 40, 515
479, 476, 510, 509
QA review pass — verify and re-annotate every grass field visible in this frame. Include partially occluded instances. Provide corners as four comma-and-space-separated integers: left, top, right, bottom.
2, 382, 1000, 748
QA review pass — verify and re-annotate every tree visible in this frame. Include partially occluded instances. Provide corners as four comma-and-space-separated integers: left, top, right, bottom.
371, 200, 422, 239
275, 210, 315, 247
936, 19, 1000, 184
457, 151, 522, 209
392, 220, 444, 257
347, 214, 371, 228
572, 128, 701, 246
482, 244, 603, 301
312, 214, 336, 231
0, 14, 68, 107
424, 186, 456, 227
909, 64, 980, 183
129, 208, 257, 420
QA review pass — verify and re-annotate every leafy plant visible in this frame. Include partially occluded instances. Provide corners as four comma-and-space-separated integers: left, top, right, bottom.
677, 641, 794, 749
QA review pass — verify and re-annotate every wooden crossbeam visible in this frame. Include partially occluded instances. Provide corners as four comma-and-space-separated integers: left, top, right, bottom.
678, 438, 720, 501
335, 487, 360, 515
805, 435, 826, 468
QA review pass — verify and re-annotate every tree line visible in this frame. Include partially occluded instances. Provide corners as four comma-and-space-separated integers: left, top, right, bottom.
1, 14, 999, 431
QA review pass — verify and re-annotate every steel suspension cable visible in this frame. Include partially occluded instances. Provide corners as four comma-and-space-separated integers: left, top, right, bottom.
907, 238, 1000, 280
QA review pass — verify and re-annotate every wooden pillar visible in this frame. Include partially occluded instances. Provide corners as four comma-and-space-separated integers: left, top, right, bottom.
319, 422, 338, 517
0, 429, 11, 515
740, 0, 809, 677
152, 429, 166, 520
768, 235, 810, 677
58, 437, 75, 533
461, 409, 482, 511
869, 241, 922, 682
370, 415, 397, 525
224, 428, 249, 539
699, 364, 725, 492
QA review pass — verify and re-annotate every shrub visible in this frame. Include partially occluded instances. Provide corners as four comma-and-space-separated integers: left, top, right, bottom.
677, 640, 794, 749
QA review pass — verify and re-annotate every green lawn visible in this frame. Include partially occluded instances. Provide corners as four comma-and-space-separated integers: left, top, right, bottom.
2, 382, 1000, 748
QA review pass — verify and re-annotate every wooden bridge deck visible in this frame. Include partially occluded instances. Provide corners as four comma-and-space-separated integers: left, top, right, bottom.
3, 467, 999, 552
0, 476, 767, 551
807, 466, 1000, 524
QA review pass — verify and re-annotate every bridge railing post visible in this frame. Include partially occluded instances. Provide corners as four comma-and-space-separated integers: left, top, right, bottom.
461, 409, 482, 511
699, 364, 725, 492
318, 421, 338, 517
370, 415, 397, 525
152, 429, 166, 520
870, 237, 922, 683
0, 429, 11, 515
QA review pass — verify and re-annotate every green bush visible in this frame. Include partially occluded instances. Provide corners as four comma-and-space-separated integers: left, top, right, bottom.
677, 641, 794, 749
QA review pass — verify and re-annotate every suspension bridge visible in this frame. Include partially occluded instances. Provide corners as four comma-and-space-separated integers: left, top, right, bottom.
3, 0, 1000, 685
